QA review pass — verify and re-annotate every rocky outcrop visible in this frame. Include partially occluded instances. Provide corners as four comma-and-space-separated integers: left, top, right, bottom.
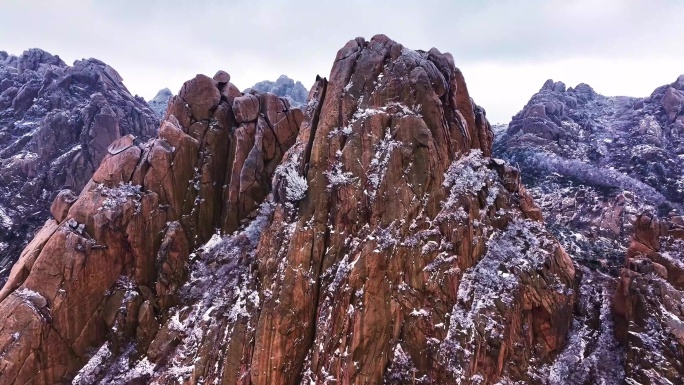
613, 213, 684, 383
247, 75, 309, 108
0, 36, 576, 384
0, 68, 302, 384
494, 75, 684, 295
496, 76, 684, 215
147, 88, 173, 118
494, 76, 684, 382
0, 49, 159, 282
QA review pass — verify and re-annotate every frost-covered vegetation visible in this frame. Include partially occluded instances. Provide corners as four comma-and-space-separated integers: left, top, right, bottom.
325, 161, 356, 190
513, 150, 668, 207
438, 149, 500, 224
73, 200, 274, 384
274, 152, 308, 201
367, 129, 401, 202
95, 182, 143, 212
531, 268, 624, 384
440, 217, 569, 380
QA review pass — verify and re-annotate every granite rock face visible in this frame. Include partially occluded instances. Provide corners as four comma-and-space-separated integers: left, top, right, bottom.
0, 48, 158, 283
494, 76, 684, 382
3, 37, 680, 385
0, 37, 578, 384
247, 75, 309, 108
0, 68, 302, 384
614, 214, 684, 384
0, 35, 577, 384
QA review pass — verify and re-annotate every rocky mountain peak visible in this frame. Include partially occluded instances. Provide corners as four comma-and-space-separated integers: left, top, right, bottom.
0, 48, 158, 281
151, 87, 172, 102
1, 48, 67, 74
0, 35, 577, 384
672, 74, 684, 90
541, 78, 566, 93
494, 73, 684, 383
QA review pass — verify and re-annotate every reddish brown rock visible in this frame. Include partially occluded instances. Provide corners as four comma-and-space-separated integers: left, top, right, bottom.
0, 71, 301, 384
0, 36, 575, 385
50, 189, 78, 222
232, 94, 260, 123
179, 74, 221, 120
614, 214, 684, 383
213, 70, 231, 84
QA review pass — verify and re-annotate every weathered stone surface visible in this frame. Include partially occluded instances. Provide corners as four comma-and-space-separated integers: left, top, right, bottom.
0, 36, 576, 385
213, 70, 230, 84
246, 36, 572, 385
0, 49, 158, 283
232, 94, 260, 123
662, 86, 684, 123
49, 188, 77, 222
614, 214, 684, 383
179, 74, 221, 120
0, 70, 301, 384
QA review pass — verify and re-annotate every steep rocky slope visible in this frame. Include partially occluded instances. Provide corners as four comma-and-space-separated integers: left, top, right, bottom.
0, 66, 303, 384
0, 49, 158, 282
0, 35, 577, 384
247, 75, 308, 107
495, 77, 684, 382
614, 214, 684, 384
496, 77, 684, 256
148, 88, 173, 118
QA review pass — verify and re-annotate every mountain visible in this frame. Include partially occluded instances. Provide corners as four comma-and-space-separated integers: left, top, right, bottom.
495, 77, 684, 273
0, 35, 578, 384
0, 49, 158, 283
147, 87, 173, 118
494, 76, 684, 383
247, 75, 308, 107
1, 36, 682, 385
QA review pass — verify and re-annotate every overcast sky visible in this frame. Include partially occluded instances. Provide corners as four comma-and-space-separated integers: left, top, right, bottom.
1, 0, 682, 123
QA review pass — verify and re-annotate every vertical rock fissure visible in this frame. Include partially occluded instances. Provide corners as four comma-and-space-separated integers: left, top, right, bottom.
303, 77, 328, 169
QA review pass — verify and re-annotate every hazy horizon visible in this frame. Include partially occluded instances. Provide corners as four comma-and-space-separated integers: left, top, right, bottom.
2, 0, 682, 124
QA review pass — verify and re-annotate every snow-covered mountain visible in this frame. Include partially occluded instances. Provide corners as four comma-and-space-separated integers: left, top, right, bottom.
246, 75, 308, 107
494, 76, 684, 383
0, 38, 682, 385
147, 87, 172, 118
0, 48, 158, 283
0, 36, 580, 384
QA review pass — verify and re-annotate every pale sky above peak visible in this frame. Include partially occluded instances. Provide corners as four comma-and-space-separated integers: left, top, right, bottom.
1, 0, 682, 123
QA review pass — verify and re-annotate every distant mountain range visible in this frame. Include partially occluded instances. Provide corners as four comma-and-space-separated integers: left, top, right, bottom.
245, 75, 308, 107
147, 87, 172, 117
